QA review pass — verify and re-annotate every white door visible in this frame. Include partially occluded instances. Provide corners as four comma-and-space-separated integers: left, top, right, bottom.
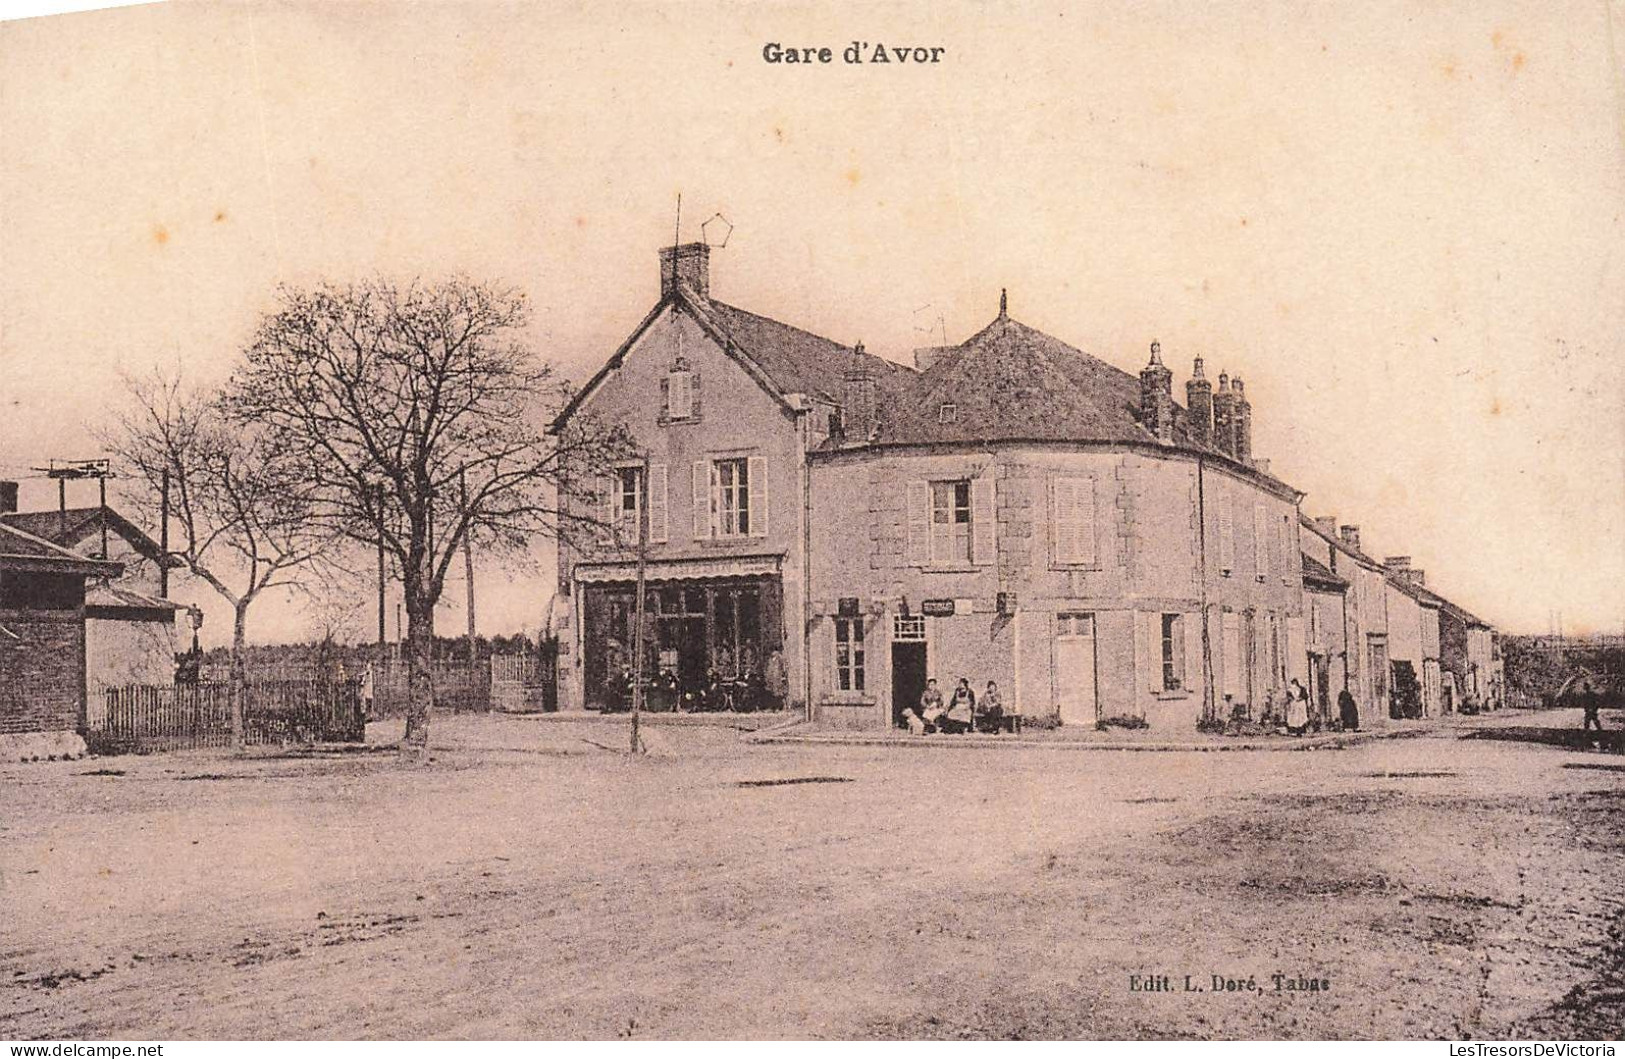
1055, 613, 1097, 726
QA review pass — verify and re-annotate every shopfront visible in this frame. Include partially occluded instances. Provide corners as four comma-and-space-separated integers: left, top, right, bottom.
579, 572, 785, 712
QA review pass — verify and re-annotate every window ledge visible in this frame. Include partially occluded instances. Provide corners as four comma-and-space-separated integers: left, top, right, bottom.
1050, 563, 1104, 573
916, 564, 982, 574
656, 415, 703, 427
821, 695, 876, 707
1155, 690, 1192, 701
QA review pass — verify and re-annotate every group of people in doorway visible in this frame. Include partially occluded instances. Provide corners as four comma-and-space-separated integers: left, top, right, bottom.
900, 677, 1011, 735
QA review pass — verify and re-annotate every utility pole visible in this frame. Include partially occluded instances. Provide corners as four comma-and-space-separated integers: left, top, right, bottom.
158, 468, 170, 598
376, 483, 387, 652
460, 469, 476, 664
630, 454, 651, 755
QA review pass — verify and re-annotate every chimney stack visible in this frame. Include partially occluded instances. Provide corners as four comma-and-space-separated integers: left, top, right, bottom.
659, 242, 711, 300
1233, 376, 1253, 464
1185, 356, 1213, 448
843, 341, 877, 442
0, 480, 16, 515
1314, 515, 1338, 538
1138, 341, 1175, 441
1339, 525, 1362, 552
1212, 373, 1237, 457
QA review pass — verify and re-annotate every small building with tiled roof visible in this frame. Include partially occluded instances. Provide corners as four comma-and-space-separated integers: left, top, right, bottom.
0, 520, 123, 758
0, 489, 183, 703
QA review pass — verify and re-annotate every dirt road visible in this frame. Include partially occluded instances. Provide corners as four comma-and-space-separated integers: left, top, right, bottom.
2, 711, 1619, 1039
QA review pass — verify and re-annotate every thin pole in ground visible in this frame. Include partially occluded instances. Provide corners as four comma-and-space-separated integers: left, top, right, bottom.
630, 452, 651, 755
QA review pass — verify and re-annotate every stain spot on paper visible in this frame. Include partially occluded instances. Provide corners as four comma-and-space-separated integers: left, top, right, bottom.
151, 225, 169, 246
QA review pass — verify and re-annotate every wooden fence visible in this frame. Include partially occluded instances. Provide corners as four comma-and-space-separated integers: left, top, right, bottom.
91, 680, 365, 755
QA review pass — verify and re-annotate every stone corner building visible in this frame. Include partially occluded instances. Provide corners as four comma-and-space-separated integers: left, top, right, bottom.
552, 240, 1492, 730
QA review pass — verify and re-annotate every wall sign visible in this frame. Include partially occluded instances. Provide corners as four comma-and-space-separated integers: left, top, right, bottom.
919, 599, 956, 617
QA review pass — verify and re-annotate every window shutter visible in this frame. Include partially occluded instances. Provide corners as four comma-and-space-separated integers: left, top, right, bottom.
649, 464, 668, 543
669, 372, 692, 419
1183, 612, 1202, 693
692, 461, 711, 539
1051, 477, 1072, 564
1218, 497, 1235, 572
1287, 616, 1306, 684
1074, 478, 1096, 564
747, 456, 767, 537
970, 476, 996, 566
1253, 504, 1268, 576
906, 481, 930, 566
1054, 477, 1096, 564
1222, 613, 1242, 699
604, 474, 618, 530
1145, 613, 1161, 693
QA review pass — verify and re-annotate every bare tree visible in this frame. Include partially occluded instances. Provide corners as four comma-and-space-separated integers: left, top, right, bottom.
226, 277, 627, 758
108, 372, 337, 748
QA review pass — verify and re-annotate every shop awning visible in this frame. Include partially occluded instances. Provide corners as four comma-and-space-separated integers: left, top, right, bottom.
574, 553, 783, 584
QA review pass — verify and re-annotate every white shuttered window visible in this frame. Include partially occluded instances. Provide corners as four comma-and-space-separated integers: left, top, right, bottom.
1052, 476, 1097, 565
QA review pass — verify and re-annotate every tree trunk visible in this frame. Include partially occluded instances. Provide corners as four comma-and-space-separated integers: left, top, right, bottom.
230, 602, 249, 752
401, 583, 436, 759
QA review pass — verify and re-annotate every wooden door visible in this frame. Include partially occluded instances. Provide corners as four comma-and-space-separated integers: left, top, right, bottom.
1055, 613, 1098, 727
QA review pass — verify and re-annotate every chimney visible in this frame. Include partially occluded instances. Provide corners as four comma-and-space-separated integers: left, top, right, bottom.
1410, 569, 1426, 587
1138, 341, 1175, 441
0, 480, 16, 515
1383, 556, 1411, 572
1233, 376, 1253, 464
659, 242, 710, 300
843, 341, 876, 442
1339, 525, 1362, 552
1185, 356, 1213, 448
1212, 372, 1237, 457
1313, 515, 1338, 538
1252, 457, 1271, 475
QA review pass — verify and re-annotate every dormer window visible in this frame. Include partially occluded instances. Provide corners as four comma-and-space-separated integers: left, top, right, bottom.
938, 403, 958, 424
661, 357, 699, 423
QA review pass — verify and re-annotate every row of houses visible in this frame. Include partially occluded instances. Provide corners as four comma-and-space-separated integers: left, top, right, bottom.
550, 240, 1501, 730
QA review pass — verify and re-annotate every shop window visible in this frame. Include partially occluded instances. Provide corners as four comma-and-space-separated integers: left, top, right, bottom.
1161, 613, 1185, 691
835, 617, 865, 692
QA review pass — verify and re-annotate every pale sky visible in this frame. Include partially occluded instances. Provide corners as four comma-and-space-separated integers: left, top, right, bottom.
1, 0, 1621, 645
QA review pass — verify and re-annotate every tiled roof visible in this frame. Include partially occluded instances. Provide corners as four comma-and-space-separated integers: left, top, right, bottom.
701, 300, 912, 405
0, 522, 123, 575
1, 506, 171, 564
1299, 514, 1384, 570
86, 580, 182, 611
882, 314, 1157, 446
1302, 551, 1347, 589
